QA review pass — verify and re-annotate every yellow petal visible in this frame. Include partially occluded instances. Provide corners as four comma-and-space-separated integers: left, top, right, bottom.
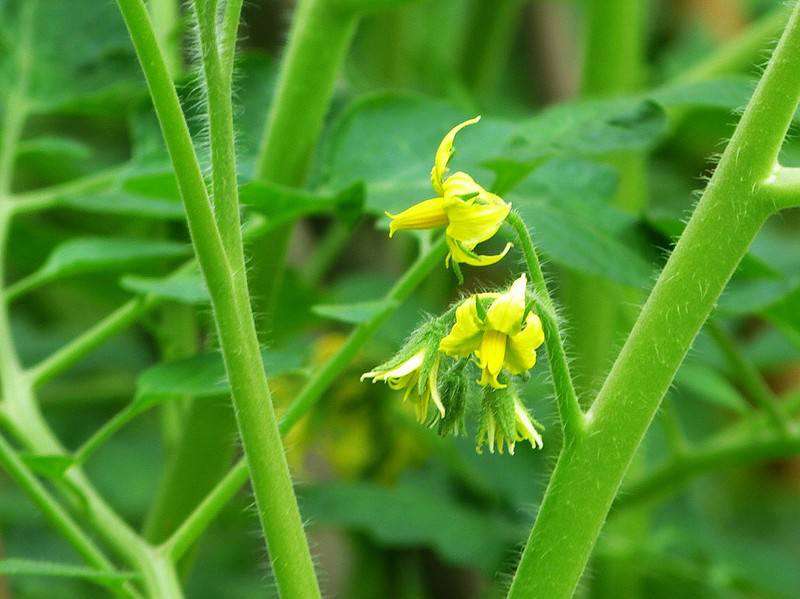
439, 297, 483, 357
446, 237, 512, 267
361, 349, 425, 383
475, 330, 507, 389
444, 188, 511, 246
514, 399, 543, 449
428, 356, 445, 418
430, 116, 481, 195
386, 197, 448, 237
486, 274, 527, 335
504, 313, 544, 374
441, 171, 483, 199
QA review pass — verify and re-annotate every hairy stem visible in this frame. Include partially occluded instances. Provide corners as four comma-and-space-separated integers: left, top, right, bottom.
115, 1, 320, 595
506, 212, 584, 439
508, 4, 800, 597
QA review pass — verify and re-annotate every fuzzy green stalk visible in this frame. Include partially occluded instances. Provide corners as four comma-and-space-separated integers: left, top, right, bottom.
506, 212, 584, 439
114, 1, 320, 596
507, 5, 800, 596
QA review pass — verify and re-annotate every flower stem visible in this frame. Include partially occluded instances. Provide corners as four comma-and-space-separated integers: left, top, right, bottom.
507, 5, 800, 596
114, 1, 320, 596
506, 211, 584, 440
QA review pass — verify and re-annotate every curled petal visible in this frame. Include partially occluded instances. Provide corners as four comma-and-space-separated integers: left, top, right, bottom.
439, 297, 483, 357
361, 350, 425, 383
428, 356, 445, 418
486, 274, 527, 335
442, 171, 483, 199
445, 189, 511, 247
504, 313, 544, 375
476, 330, 507, 389
386, 197, 448, 237
514, 399, 544, 450
431, 116, 481, 195
446, 237, 512, 267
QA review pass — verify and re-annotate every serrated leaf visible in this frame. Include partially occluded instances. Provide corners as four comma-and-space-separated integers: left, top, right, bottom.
120, 271, 210, 304
0, 558, 134, 587
675, 362, 749, 414
134, 345, 310, 406
312, 299, 399, 324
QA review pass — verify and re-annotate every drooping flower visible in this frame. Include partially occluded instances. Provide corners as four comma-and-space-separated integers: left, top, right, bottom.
386, 117, 512, 267
361, 318, 449, 423
439, 274, 544, 388
477, 386, 544, 454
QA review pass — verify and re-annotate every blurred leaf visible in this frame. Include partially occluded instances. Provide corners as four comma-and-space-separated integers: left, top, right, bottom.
511, 161, 653, 288
322, 92, 515, 213
651, 76, 754, 112
764, 286, 800, 350
300, 480, 522, 571
675, 362, 749, 414
240, 181, 364, 227
0, 0, 143, 116
15, 136, 92, 166
312, 299, 399, 324
61, 190, 185, 220
18, 453, 73, 479
120, 271, 209, 304
134, 345, 310, 405
18, 238, 191, 293
0, 559, 133, 587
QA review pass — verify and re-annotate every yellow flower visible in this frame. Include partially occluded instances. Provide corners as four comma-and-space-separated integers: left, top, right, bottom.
386, 116, 512, 267
439, 274, 544, 388
361, 350, 445, 422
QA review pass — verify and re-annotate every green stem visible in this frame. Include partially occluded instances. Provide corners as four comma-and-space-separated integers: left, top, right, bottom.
762, 165, 800, 210
10, 164, 127, 214
706, 320, 790, 434
220, 0, 244, 78
507, 212, 584, 439
148, 0, 182, 78
617, 424, 800, 511
0, 431, 138, 598
163, 238, 447, 561
507, 6, 800, 596
115, 2, 320, 595
0, 1, 34, 196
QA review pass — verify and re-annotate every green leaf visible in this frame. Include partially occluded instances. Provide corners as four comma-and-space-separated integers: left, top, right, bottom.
18, 453, 74, 479
511, 160, 653, 288
61, 191, 185, 220
0, 0, 143, 116
312, 299, 399, 324
134, 345, 310, 406
27, 238, 191, 287
120, 271, 210, 304
650, 76, 754, 112
675, 362, 749, 414
240, 180, 364, 227
300, 480, 522, 571
0, 558, 134, 587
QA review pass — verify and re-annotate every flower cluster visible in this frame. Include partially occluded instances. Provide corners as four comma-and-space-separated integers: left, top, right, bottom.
363, 275, 545, 454
363, 118, 546, 455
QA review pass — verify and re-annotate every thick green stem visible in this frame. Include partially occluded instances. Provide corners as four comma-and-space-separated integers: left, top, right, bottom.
115, 2, 320, 595
163, 239, 447, 561
508, 5, 800, 597
507, 212, 584, 439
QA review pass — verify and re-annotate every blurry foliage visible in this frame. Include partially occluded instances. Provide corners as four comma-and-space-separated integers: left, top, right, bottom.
0, 0, 799, 597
